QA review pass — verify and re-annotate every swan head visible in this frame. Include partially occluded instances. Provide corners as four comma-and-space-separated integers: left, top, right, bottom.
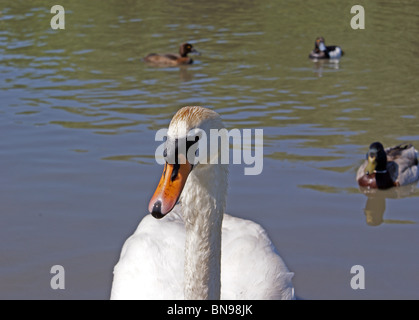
148, 106, 226, 219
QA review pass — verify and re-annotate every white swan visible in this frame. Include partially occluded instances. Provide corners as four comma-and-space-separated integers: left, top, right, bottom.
110, 106, 295, 300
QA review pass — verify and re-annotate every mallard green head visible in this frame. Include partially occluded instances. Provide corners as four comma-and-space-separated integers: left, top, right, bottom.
365, 142, 387, 175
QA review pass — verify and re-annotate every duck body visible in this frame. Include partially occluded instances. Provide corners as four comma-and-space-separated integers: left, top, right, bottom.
309, 37, 344, 60
111, 106, 294, 300
357, 142, 419, 189
143, 43, 197, 67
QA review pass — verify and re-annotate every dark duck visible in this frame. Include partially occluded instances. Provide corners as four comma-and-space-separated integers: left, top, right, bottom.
143, 43, 198, 67
309, 37, 344, 59
357, 142, 419, 189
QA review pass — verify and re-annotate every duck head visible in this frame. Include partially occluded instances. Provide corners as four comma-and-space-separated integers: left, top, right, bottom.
179, 43, 199, 57
314, 37, 327, 52
365, 142, 387, 175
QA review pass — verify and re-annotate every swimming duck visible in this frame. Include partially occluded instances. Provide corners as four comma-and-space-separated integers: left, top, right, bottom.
309, 37, 344, 59
111, 106, 295, 300
143, 43, 198, 66
357, 142, 419, 189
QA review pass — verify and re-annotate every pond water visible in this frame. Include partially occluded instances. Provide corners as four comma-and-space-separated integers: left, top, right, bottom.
1, 0, 418, 299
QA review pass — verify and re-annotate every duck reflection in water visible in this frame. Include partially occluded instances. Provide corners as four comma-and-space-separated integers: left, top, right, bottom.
312, 59, 341, 78
360, 184, 418, 226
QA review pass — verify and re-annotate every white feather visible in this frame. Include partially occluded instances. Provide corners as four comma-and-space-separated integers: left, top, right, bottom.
328, 47, 342, 59
111, 206, 294, 300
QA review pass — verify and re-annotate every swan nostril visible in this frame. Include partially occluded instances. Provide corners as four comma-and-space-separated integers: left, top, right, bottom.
150, 201, 165, 219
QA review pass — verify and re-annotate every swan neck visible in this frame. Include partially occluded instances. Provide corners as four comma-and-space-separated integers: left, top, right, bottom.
184, 211, 222, 299
182, 164, 228, 300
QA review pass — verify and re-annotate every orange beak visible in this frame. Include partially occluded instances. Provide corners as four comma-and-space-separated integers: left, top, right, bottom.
148, 158, 193, 219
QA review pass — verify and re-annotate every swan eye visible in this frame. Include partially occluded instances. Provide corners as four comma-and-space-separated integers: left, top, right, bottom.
191, 136, 200, 156
164, 135, 201, 165
186, 136, 200, 150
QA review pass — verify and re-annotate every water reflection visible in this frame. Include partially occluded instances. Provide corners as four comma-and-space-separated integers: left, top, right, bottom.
360, 183, 419, 226
178, 65, 195, 82
311, 59, 341, 77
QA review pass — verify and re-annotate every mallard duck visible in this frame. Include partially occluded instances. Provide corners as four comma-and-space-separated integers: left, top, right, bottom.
143, 43, 198, 66
309, 37, 344, 59
357, 142, 419, 189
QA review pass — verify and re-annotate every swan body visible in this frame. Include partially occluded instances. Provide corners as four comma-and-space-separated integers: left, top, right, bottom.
111, 106, 294, 300
111, 206, 294, 300
357, 142, 419, 189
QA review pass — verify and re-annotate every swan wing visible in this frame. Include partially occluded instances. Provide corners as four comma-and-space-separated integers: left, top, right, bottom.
220, 214, 295, 300
111, 208, 185, 300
